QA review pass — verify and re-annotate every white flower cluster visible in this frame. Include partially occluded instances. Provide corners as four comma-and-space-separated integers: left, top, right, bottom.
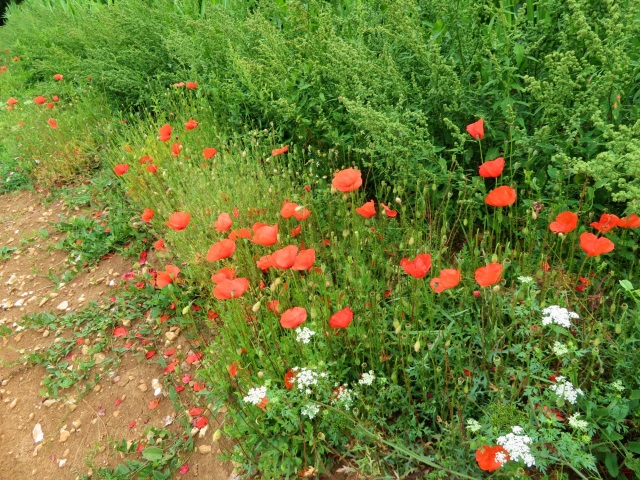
465, 418, 482, 433
331, 386, 355, 410
568, 413, 589, 431
301, 404, 320, 419
243, 386, 267, 406
292, 367, 326, 394
295, 326, 316, 344
610, 380, 625, 392
548, 376, 584, 404
542, 305, 579, 328
358, 370, 375, 386
552, 341, 569, 356
497, 426, 535, 467
518, 276, 534, 284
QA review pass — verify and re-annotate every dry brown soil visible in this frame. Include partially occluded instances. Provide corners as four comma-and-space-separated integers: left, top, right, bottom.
0, 191, 233, 479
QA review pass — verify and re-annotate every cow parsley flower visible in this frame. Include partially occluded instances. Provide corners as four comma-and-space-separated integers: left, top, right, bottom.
497, 426, 535, 467
542, 305, 579, 328
301, 404, 320, 419
359, 370, 375, 386
518, 276, 534, 284
466, 418, 482, 433
292, 367, 319, 393
552, 341, 569, 356
243, 386, 267, 406
331, 385, 355, 410
568, 413, 589, 431
295, 326, 316, 344
548, 376, 583, 404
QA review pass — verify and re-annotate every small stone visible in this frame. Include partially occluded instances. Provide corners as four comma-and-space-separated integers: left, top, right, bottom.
56, 301, 69, 311
33, 444, 41, 457
59, 429, 70, 443
137, 383, 148, 392
38, 297, 49, 307
113, 411, 119, 418
42, 330, 50, 338
198, 445, 212, 454
62, 448, 69, 457
43, 399, 58, 407
72, 420, 81, 429
93, 384, 101, 392
58, 458, 67, 468
14, 333, 22, 343
8, 398, 17, 409
6, 275, 17, 285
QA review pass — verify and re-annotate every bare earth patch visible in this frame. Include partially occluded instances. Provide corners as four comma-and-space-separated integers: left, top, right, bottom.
0, 191, 233, 479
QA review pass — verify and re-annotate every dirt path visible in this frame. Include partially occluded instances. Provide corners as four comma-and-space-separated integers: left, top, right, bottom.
0, 191, 233, 479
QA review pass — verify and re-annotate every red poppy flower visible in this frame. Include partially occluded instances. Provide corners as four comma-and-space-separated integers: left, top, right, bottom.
380, 203, 397, 218
206, 239, 236, 261
580, 232, 614, 257
186, 81, 198, 89
280, 307, 307, 328
293, 207, 310, 221
171, 142, 182, 157
329, 307, 354, 328
356, 200, 376, 218
430, 269, 461, 293
290, 225, 302, 237
213, 278, 249, 300
215, 213, 232, 232
228, 362, 238, 377
256, 255, 272, 270
139, 155, 153, 164
157, 264, 181, 288
267, 300, 280, 313
466, 118, 485, 140
47, 118, 58, 129
228, 228, 252, 240
478, 157, 504, 178
280, 201, 298, 219
53, 74, 63, 81
157, 123, 172, 142
45, 102, 54, 109
618, 213, 640, 228
284, 369, 296, 389
400, 253, 432, 279
269, 245, 297, 269
549, 211, 578, 234
165, 212, 190, 231
253, 225, 278, 246
7, 97, 18, 105
474, 263, 503, 286
332, 168, 363, 192
52, 95, 59, 102
211, 267, 236, 284
184, 118, 198, 130
272, 145, 288, 156
475, 445, 508, 472
154, 238, 165, 251
292, 248, 315, 271
590, 213, 620, 233
141, 208, 154, 223
485, 186, 516, 207
146, 164, 158, 173
203, 147, 217, 159
114, 164, 129, 176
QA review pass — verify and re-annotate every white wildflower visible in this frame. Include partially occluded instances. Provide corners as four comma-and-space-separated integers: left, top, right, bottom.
518, 276, 534, 284
552, 341, 569, 356
331, 386, 355, 411
497, 426, 535, 467
465, 418, 482, 433
359, 370, 375, 386
495, 451, 509, 465
243, 386, 267, 406
301, 404, 320, 419
542, 305, 579, 328
548, 376, 584, 404
568, 413, 589, 431
292, 367, 319, 392
295, 327, 316, 344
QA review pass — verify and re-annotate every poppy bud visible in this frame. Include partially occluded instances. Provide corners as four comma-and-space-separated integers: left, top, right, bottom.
182, 305, 190, 315
491, 254, 498, 263
492, 285, 501, 293
408, 237, 414, 245
393, 319, 401, 333
252, 301, 261, 312
257, 371, 264, 378
413, 341, 420, 352
212, 429, 222, 442
395, 197, 402, 204
532, 211, 538, 220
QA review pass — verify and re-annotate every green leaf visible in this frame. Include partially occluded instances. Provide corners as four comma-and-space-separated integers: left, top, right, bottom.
142, 446, 164, 462
605, 452, 619, 477
514, 43, 524, 65
627, 442, 640, 454
619, 280, 634, 291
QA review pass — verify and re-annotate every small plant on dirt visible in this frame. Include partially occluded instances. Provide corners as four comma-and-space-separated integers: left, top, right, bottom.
0, 246, 17, 260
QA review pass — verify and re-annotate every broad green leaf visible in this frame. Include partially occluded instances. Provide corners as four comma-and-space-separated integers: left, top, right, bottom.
142, 446, 164, 462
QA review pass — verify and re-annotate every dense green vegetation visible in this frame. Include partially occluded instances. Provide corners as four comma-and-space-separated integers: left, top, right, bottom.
1, 0, 639, 478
